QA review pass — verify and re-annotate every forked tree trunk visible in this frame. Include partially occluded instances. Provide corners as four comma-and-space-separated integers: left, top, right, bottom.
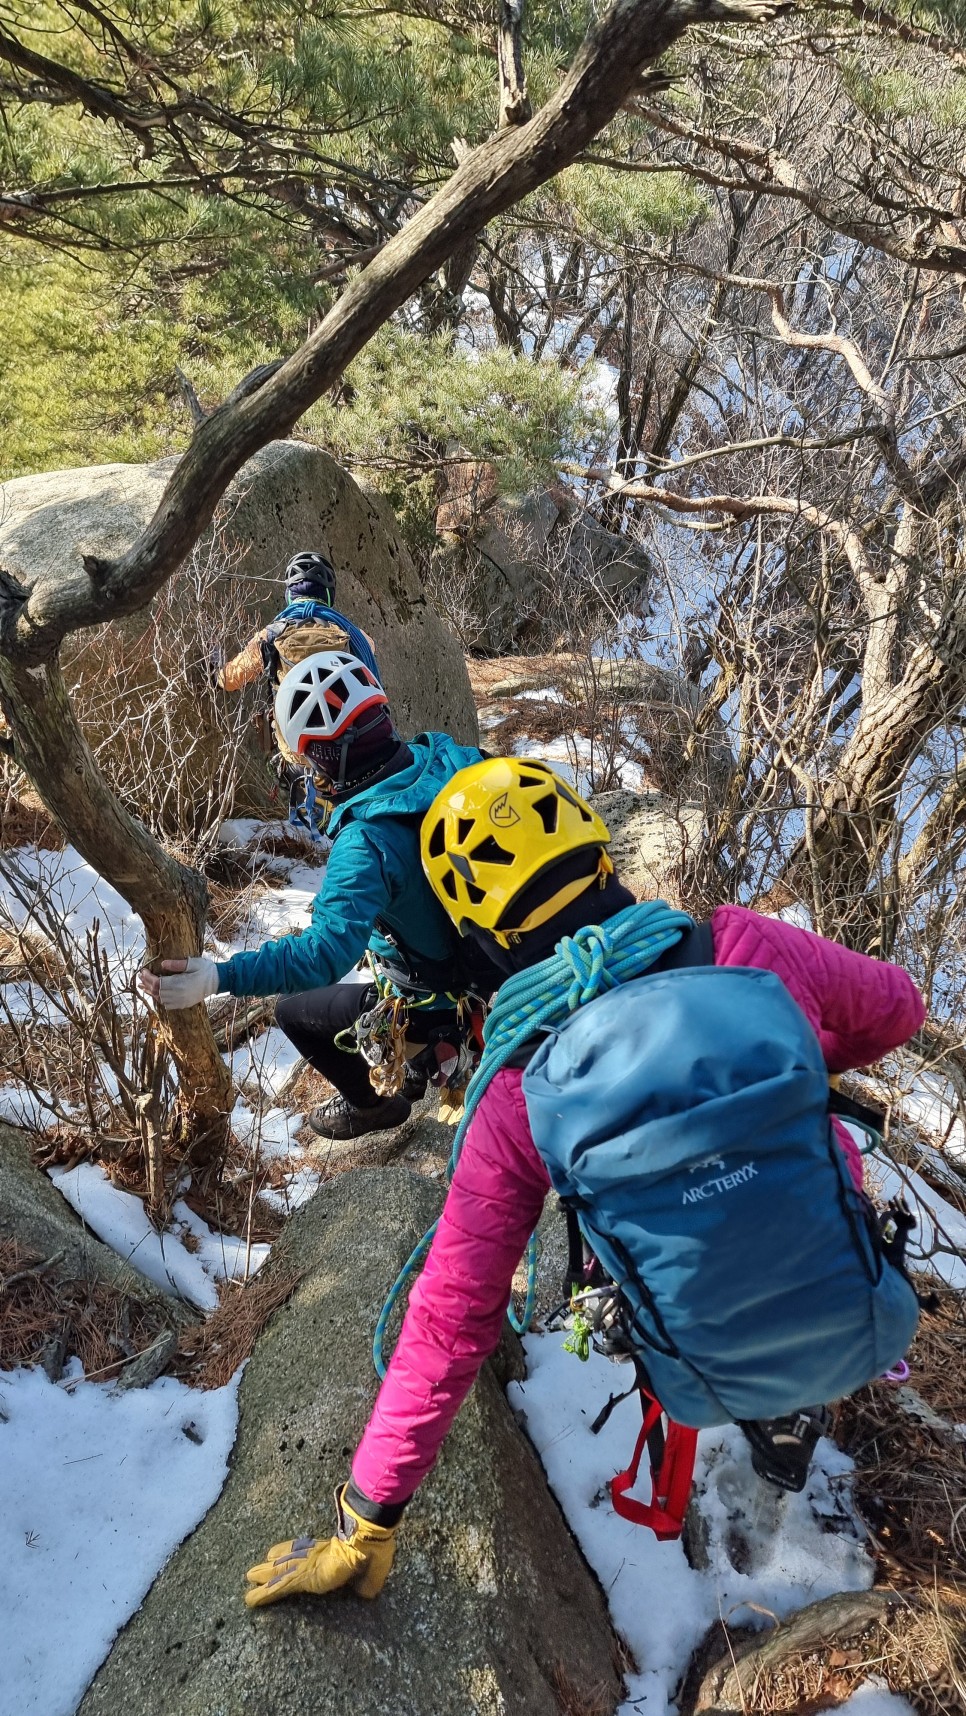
0, 656, 232, 1171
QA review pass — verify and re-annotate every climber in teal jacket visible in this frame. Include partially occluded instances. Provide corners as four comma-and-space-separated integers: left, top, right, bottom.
139, 653, 501, 1141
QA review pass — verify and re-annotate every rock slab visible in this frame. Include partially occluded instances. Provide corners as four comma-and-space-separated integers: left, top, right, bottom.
80, 1168, 622, 1716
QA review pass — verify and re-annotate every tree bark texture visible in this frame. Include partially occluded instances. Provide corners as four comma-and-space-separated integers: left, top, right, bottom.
0, 656, 232, 1165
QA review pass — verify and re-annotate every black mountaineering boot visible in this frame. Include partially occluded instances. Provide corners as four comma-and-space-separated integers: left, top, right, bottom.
309, 1092, 412, 1140
402, 1064, 428, 1104
739, 1406, 832, 1493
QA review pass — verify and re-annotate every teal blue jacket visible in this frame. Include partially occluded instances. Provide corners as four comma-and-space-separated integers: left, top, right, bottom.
215, 733, 483, 999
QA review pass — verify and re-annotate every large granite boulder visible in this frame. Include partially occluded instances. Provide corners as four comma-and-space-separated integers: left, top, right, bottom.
436, 469, 653, 655
0, 443, 477, 831
591, 788, 706, 904
80, 1168, 623, 1716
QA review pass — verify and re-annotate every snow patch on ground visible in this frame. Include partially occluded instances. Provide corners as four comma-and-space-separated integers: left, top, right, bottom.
0, 1363, 240, 1716
865, 1151, 966, 1290
48, 1162, 268, 1309
510, 1334, 876, 1716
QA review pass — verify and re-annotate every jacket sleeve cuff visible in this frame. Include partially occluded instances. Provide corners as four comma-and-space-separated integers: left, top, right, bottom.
215, 961, 237, 994
344, 1477, 409, 1528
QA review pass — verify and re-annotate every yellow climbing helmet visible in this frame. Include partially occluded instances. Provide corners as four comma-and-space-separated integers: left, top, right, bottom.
421, 757, 612, 946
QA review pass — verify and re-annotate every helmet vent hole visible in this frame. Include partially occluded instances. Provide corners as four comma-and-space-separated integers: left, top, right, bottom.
466, 882, 486, 905
330, 677, 349, 702
470, 836, 514, 865
517, 772, 544, 788
290, 687, 310, 713
442, 871, 458, 900
457, 817, 474, 844
532, 793, 559, 835
428, 821, 446, 859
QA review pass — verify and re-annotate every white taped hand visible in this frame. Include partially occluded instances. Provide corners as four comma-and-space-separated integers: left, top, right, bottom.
138, 957, 221, 1010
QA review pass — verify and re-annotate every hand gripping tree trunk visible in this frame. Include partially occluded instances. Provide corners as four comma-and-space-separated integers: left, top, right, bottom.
0, 655, 232, 1171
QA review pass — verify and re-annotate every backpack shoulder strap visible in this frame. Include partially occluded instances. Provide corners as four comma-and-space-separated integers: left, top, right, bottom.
647, 918, 714, 973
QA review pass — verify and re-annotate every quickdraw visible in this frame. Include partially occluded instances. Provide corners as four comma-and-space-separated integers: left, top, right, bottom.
335, 990, 410, 1098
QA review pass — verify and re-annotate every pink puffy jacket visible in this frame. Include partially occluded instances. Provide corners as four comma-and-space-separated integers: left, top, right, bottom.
352, 906, 925, 1509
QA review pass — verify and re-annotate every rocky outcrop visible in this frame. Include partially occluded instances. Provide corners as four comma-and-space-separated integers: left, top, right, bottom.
0, 1120, 188, 1324
0, 443, 476, 829
437, 472, 652, 655
591, 789, 705, 903
468, 652, 733, 806
80, 1168, 623, 1716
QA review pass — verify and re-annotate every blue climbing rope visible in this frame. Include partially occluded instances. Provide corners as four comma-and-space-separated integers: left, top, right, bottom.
373, 899, 694, 1378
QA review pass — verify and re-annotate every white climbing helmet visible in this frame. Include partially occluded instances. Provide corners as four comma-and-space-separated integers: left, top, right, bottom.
274, 651, 389, 753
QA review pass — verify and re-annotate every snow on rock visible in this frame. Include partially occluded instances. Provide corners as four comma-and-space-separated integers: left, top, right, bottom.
0, 1363, 239, 1716
837, 1683, 916, 1714
49, 1163, 219, 1309
0, 845, 143, 979
865, 1151, 966, 1290
229, 1025, 304, 1099
509, 1333, 875, 1716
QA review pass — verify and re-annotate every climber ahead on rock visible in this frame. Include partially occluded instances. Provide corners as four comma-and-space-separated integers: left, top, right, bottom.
138, 654, 501, 1141
241, 757, 926, 1608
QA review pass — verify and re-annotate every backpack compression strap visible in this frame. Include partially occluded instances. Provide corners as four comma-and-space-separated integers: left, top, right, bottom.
609, 1393, 698, 1541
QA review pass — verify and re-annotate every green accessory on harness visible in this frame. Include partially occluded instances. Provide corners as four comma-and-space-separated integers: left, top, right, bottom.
372, 900, 694, 1378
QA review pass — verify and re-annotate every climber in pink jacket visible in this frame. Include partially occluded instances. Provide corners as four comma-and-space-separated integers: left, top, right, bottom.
244, 760, 926, 1610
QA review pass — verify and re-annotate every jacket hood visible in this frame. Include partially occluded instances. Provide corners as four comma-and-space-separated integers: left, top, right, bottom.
327, 732, 483, 832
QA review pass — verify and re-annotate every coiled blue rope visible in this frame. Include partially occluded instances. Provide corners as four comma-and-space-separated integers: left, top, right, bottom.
373, 900, 694, 1378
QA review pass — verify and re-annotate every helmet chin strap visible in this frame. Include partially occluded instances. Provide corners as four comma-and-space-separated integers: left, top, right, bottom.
309, 710, 397, 797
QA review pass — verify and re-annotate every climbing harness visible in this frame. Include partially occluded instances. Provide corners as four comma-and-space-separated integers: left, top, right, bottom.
336, 962, 489, 1104
287, 770, 331, 843
372, 902, 692, 1379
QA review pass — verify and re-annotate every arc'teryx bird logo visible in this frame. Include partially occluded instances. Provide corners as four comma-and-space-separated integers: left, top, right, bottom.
682, 1161, 758, 1204
489, 792, 520, 828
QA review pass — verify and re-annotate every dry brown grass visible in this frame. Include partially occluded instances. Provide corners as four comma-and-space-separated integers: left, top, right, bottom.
549, 1664, 614, 1716
707, 1596, 966, 1716
0, 926, 66, 987
0, 790, 63, 852
0, 1237, 168, 1378
172, 1267, 302, 1389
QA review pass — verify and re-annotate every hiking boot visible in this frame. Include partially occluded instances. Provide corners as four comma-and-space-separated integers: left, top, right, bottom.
402, 1064, 428, 1104
739, 1406, 832, 1493
309, 1092, 411, 1140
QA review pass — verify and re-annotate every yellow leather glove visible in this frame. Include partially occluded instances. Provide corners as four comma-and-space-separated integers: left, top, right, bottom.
244, 1487, 397, 1608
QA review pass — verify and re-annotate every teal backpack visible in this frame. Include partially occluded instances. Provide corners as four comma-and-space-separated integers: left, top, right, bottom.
522, 963, 921, 1429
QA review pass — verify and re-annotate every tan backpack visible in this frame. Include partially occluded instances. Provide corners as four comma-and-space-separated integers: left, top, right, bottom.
273, 618, 351, 676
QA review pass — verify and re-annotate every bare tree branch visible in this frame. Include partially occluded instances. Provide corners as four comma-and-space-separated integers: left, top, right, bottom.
497, 0, 531, 129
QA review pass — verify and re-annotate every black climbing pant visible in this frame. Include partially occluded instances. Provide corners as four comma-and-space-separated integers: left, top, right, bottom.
274, 982, 458, 1107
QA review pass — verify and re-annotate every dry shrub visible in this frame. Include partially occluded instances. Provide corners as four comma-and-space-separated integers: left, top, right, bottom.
0, 1237, 168, 1379
172, 1268, 301, 1389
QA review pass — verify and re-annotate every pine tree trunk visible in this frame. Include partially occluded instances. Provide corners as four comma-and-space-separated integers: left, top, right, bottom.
0, 655, 232, 1172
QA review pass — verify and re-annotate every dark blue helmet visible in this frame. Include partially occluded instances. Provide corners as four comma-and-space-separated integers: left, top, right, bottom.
284, 551, 337, 600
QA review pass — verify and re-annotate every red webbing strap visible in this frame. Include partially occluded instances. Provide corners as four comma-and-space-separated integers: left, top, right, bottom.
609, 1394, 698, 1541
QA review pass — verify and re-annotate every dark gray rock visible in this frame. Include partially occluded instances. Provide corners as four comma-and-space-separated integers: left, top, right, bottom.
80, 1168, 622, 1716
0, 1120, 188, 1325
